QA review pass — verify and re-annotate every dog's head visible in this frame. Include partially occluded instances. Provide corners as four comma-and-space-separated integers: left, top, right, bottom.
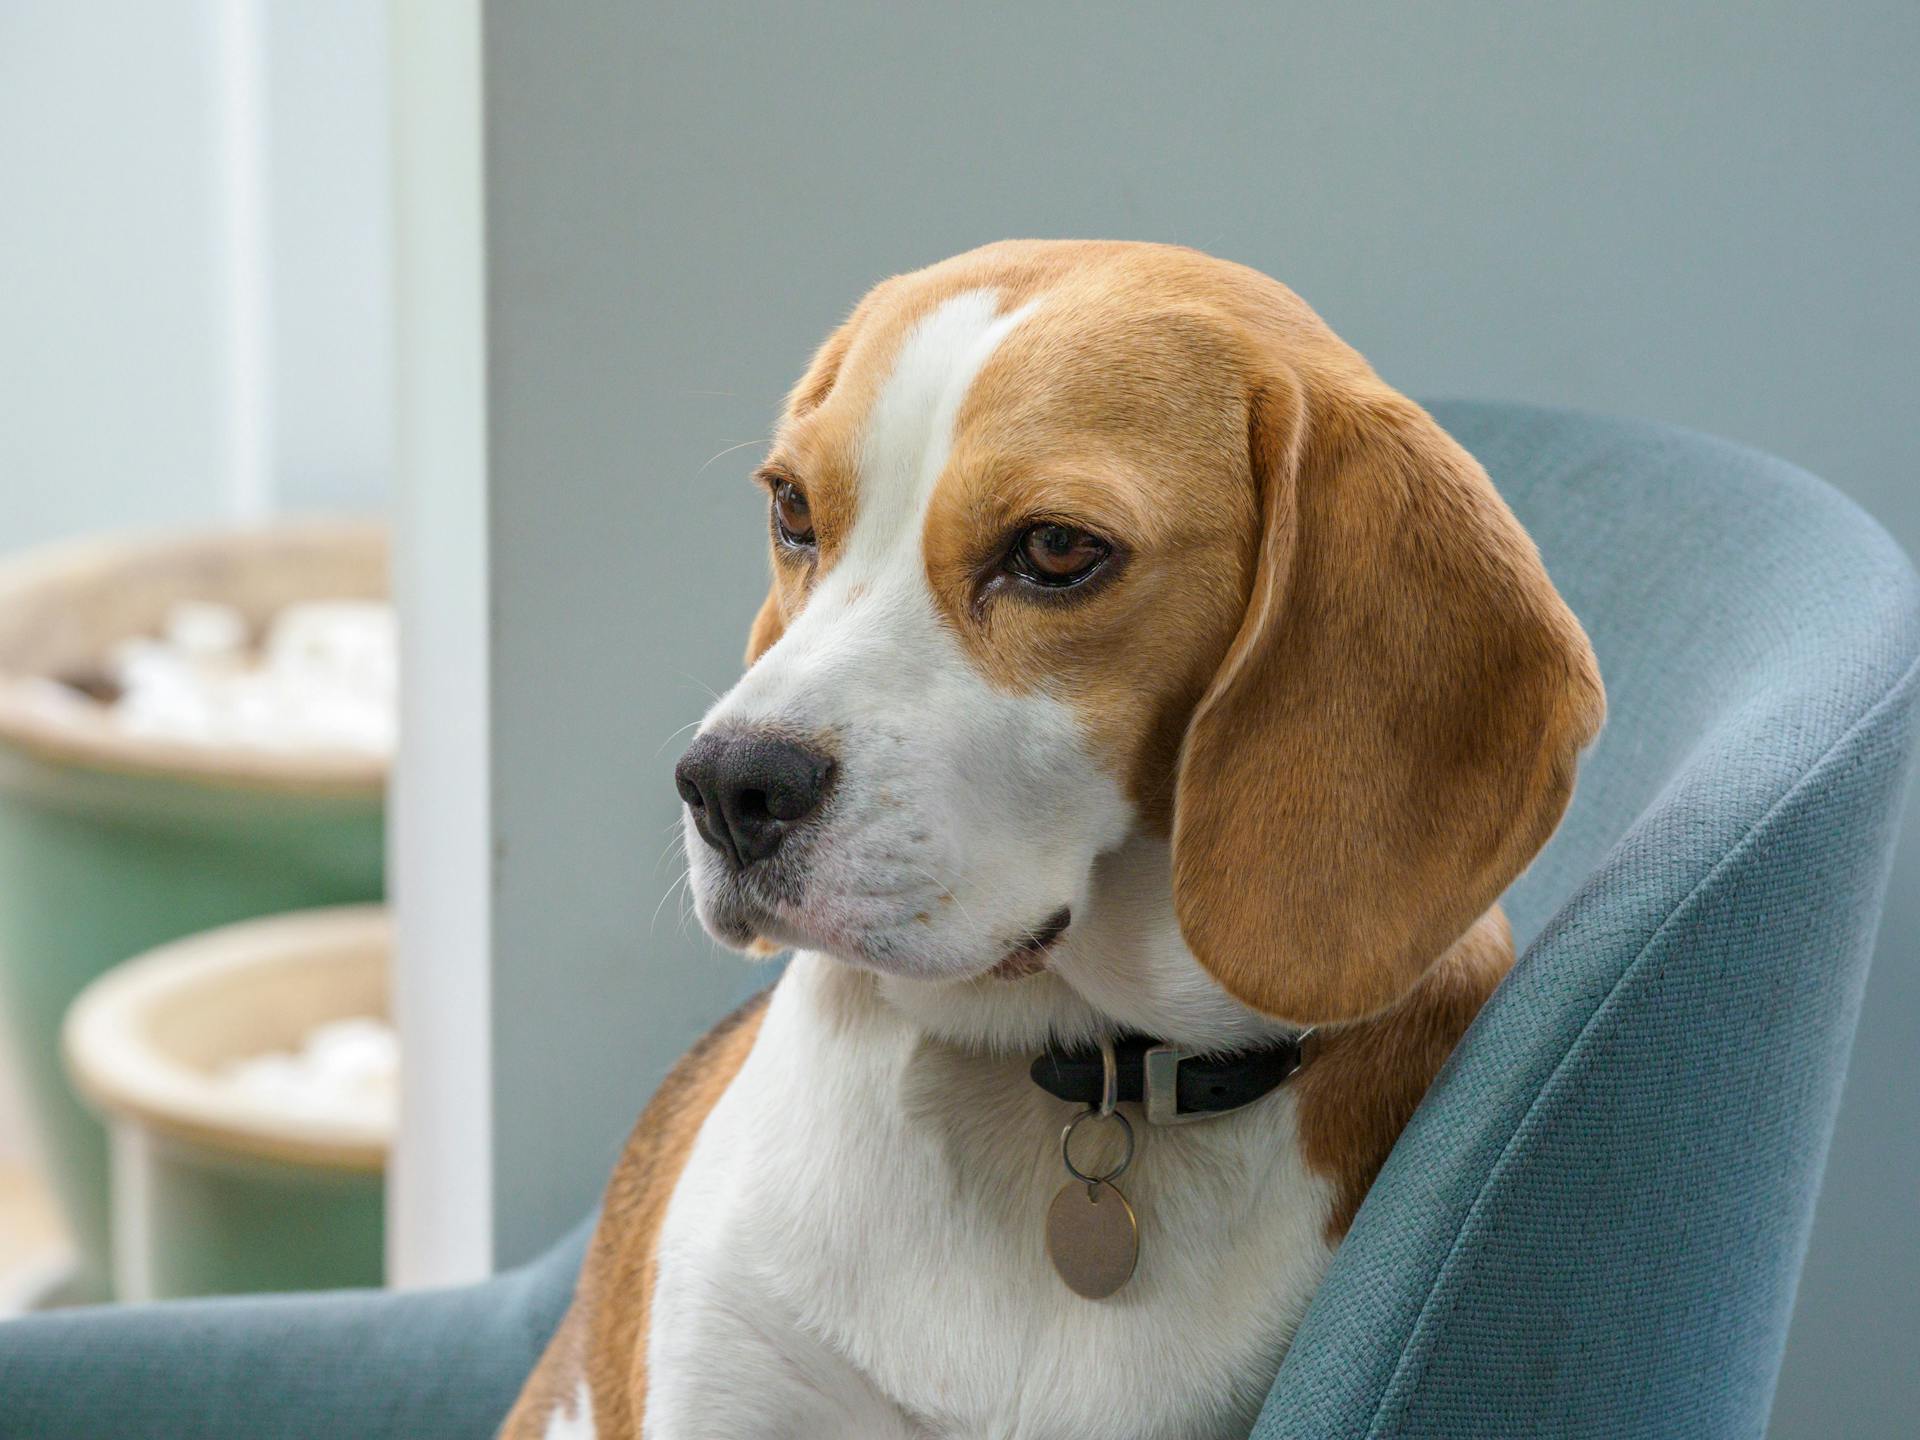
677, 241, 1602, 1041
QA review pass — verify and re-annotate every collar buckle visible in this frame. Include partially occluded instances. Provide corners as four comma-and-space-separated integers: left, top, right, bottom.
1141, 1044, 1206, 1125
1141, 1033, 1315, 1125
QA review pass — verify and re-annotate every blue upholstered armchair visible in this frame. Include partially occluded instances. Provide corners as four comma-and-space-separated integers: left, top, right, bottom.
3, 402, 1914, 1439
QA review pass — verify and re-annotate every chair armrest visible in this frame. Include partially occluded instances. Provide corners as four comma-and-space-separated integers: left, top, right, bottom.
1255, 651, 1920, 1438
0, 1223, 586, 1440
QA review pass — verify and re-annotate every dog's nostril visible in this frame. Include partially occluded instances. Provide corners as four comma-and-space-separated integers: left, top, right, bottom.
764, 772, 827, 822
674, 730, 835, 870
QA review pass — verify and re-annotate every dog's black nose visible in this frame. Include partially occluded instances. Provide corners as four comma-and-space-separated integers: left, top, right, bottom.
675, 730, 835, 870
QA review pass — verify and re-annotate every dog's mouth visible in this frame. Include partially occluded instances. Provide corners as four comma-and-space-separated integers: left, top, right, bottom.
695, 857, 1074, 984
985, 907, 1071, 981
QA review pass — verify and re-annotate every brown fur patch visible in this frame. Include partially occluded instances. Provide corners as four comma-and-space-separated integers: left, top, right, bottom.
1168, 372, 1603, 1024
499, 992, 769, 1438
1295, 905, 1515, 1240
920, 265, 1261, 827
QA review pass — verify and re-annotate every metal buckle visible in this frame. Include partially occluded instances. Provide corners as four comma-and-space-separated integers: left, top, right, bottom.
1142, 1033, 1316, 1126
1142, 1044, 1207, 1125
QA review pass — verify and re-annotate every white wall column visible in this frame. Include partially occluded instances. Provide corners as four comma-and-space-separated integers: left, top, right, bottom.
387, 0, 491, 1287
387, 0, 760, 1283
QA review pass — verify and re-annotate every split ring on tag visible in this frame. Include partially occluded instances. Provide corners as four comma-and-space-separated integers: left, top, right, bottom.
1045, 1036, 1141, 1300
1060, 1106, 1135, 1188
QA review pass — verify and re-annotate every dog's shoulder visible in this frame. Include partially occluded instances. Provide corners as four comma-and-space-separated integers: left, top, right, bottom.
500, 990, 771, 1440
1294, 906, 1515, 1240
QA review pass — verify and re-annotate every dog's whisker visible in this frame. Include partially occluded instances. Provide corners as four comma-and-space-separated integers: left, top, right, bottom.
650, 870, 690, 935
652, 717, 705, 759
856, 878, 941, 899
677, 892, 707, 942
904, 862, 981, 931
675, 670, 725, 705
652, 830, 687, 879
696, 436, 771, 474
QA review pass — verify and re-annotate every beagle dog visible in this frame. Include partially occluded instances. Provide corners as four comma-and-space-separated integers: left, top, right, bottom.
504, 240, 1603, 1440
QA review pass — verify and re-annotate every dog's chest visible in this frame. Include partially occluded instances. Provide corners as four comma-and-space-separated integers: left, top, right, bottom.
645, 959, 1335, 1440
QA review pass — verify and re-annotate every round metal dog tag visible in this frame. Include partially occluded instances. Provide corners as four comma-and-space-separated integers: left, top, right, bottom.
1045, 1180, 1139, 1299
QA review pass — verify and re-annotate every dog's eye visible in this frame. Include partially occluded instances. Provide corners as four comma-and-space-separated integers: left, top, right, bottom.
1007, 524, 1112, 588
772, 482, 815, 547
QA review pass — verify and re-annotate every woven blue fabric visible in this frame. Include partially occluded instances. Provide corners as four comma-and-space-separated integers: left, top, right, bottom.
1, 404, 1912, 1439
0, 1223, 588, 1439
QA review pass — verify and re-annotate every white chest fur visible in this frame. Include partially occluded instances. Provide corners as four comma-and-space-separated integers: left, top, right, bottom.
644, 956, 1335, 1440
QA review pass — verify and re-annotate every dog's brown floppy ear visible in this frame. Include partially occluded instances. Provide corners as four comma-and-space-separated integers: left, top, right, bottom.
745, 587, 786, 665
1171, 376, 1604, 1025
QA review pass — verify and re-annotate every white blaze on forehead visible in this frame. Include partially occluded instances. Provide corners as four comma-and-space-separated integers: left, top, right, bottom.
843, 289, 1040, 574
719, 287, 1042, 711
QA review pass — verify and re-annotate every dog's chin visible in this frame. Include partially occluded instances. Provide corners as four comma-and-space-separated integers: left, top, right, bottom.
691, 899, 814, 961
692, 889, 1074, 990
690, 884, 1110, 1051
690, 892, 924, 976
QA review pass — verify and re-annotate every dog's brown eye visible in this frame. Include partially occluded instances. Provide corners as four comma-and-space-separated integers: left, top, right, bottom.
1008, 524, 1111, 587
772, 482, 815, 547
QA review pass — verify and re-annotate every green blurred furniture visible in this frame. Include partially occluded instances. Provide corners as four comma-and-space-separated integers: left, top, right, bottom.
0, 526, 386, 1301
63, 907, 391, 1299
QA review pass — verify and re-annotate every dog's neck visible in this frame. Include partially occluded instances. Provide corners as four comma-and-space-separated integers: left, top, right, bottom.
874, 834, 1299, 1056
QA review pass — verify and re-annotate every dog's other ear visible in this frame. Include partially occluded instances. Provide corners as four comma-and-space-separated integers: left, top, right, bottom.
1171, 374, 1604, 1026
745, 587, 786, 666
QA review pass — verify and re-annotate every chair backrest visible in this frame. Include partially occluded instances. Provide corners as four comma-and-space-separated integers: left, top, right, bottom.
1255, 402, 1920, 1439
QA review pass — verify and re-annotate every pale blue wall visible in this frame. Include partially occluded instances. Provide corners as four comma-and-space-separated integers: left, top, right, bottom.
0, 0, 390, 551
479, 4, 1918, 1431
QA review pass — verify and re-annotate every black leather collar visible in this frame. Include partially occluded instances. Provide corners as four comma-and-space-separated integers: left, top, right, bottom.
1029, 1030, 1317, 1125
